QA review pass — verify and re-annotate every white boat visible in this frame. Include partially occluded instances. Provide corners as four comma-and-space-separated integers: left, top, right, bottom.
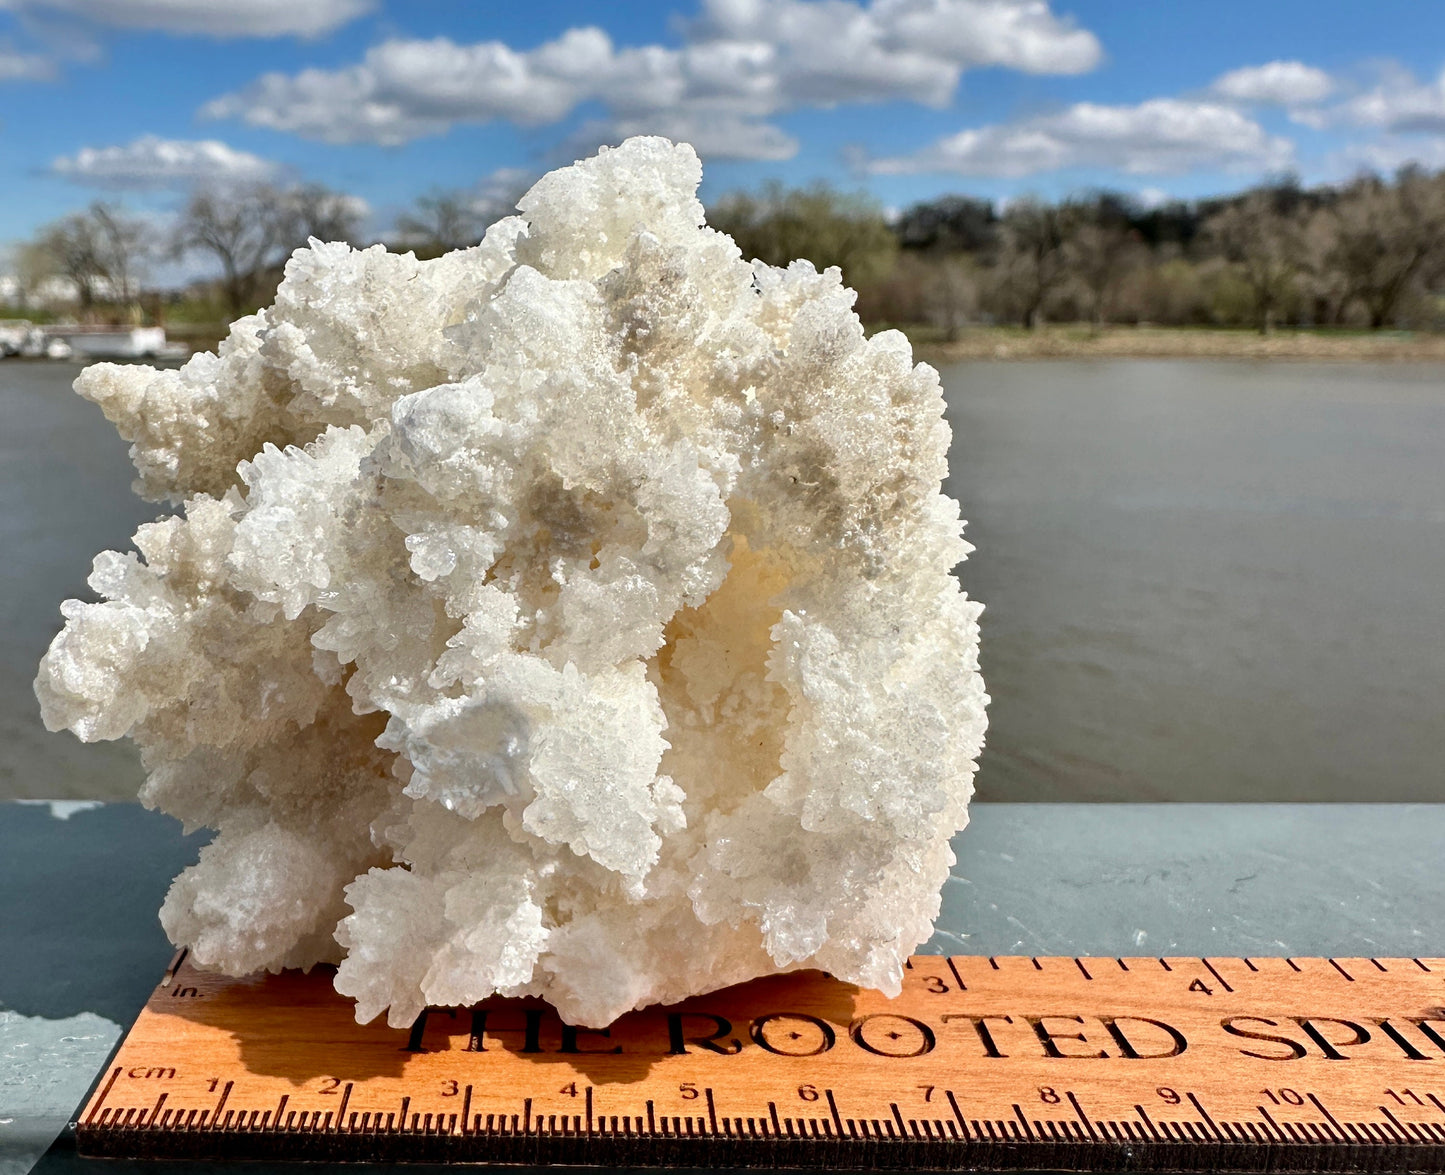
47, 326, 178, 359
0, 319, 42, 357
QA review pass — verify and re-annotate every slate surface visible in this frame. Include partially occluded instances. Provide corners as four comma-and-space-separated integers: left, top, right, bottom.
1, 801, 1440, 1174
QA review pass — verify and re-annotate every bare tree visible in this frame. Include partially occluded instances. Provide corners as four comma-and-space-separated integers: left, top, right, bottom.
1324, 168, 1445, 329
90, 203, 151, 312
33, 213, 107, 312
993, 198, 1073, 329
1064, 202, 1145, 328
13, 239, 53, 309
27, 203, 149, 316
708, 182, 898, 288
177, 181, 365, 316
1204, 190, 1306, 333
176, 184, 292, 318
288, 184, 365, 247
923, 256, 978, 340
395, 191, 485, 257
1300, 206, 1352, 326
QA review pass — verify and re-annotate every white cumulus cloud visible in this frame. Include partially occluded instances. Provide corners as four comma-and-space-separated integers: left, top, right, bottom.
1328, 134, 1445, 175
52, 135, 278, 188
568, 112, 800, 162
1333, 64, 1445, 134
867, 98, 1294, 177
201, 0, 1102, 156
201, 28, 611, 145
0, 0, 373, 37
0, 44, 55, 80
1210, 60, 1334, 106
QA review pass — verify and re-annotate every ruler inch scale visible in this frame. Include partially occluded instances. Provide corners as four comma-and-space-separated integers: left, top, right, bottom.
78, 953, 1445, 1170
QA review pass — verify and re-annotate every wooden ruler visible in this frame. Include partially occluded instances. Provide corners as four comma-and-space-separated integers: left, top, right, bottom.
78, 953, 1445, 1170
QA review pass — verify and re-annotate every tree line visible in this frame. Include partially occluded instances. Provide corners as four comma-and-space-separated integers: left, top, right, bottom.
12, 167, 1445, 335
713, 169, 1445, 335
12, 184, 366, 322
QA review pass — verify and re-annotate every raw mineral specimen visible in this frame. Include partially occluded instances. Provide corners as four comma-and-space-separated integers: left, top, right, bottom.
35, 137, 987, 1028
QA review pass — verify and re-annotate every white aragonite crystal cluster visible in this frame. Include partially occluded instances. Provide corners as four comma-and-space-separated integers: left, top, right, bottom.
35, 138, 987, 1028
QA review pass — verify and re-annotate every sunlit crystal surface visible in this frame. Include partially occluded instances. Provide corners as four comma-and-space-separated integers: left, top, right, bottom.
35, 137, 987, 1027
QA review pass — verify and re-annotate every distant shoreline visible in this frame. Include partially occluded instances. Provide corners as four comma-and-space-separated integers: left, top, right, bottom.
15, 323, 1445, 368
905, 325, 1445, 364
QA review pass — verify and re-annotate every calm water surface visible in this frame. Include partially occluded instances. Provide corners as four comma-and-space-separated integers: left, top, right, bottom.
943, 360, 1445, 801
2, 363, 155, 800
2, 358, 1442, 801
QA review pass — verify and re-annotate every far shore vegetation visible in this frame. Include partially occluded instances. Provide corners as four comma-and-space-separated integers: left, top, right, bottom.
8, 167, 1445, 361
907, 323, 1445, 363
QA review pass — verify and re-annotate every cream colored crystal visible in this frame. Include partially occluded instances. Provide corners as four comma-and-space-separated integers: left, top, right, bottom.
35, 137, 987, 1028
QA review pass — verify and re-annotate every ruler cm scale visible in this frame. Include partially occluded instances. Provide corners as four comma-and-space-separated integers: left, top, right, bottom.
79, 953, 1445, 1170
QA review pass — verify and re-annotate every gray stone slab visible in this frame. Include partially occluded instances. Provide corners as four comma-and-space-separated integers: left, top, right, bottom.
929, 803, 1444, 960
1, 1010, 119, 1175
0, 802, 208, 1028
0, 800, 1439, 1174
0, 803, 203, 1174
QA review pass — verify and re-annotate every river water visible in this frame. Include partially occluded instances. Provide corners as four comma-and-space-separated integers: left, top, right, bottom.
943, 360, 1445, 802
2, 358, 1442, 801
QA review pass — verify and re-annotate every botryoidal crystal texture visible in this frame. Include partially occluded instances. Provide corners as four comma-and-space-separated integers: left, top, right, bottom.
36, 138, 987, 1028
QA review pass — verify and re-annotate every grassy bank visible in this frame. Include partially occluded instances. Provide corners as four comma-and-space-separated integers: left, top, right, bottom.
144, 319, 1445, 364
903, 324, 1445, 363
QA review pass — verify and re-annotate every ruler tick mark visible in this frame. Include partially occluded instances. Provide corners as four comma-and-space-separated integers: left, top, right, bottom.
1329, 958, 1355, 981
210, 1081, 231, 1131
85, 1067, 120, 1125
1201, 957, 1234, 992
1066, 1091, 1098, 1141
1187, 1092, 1223, 1142
1011, 1103, 1036, 1141
1382, 1105, 1421, 1143
159, 947, 188, 987
945, 1089, 968, 1140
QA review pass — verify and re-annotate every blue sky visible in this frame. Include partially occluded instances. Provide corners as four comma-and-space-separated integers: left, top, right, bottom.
6, 0, 1445, 279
